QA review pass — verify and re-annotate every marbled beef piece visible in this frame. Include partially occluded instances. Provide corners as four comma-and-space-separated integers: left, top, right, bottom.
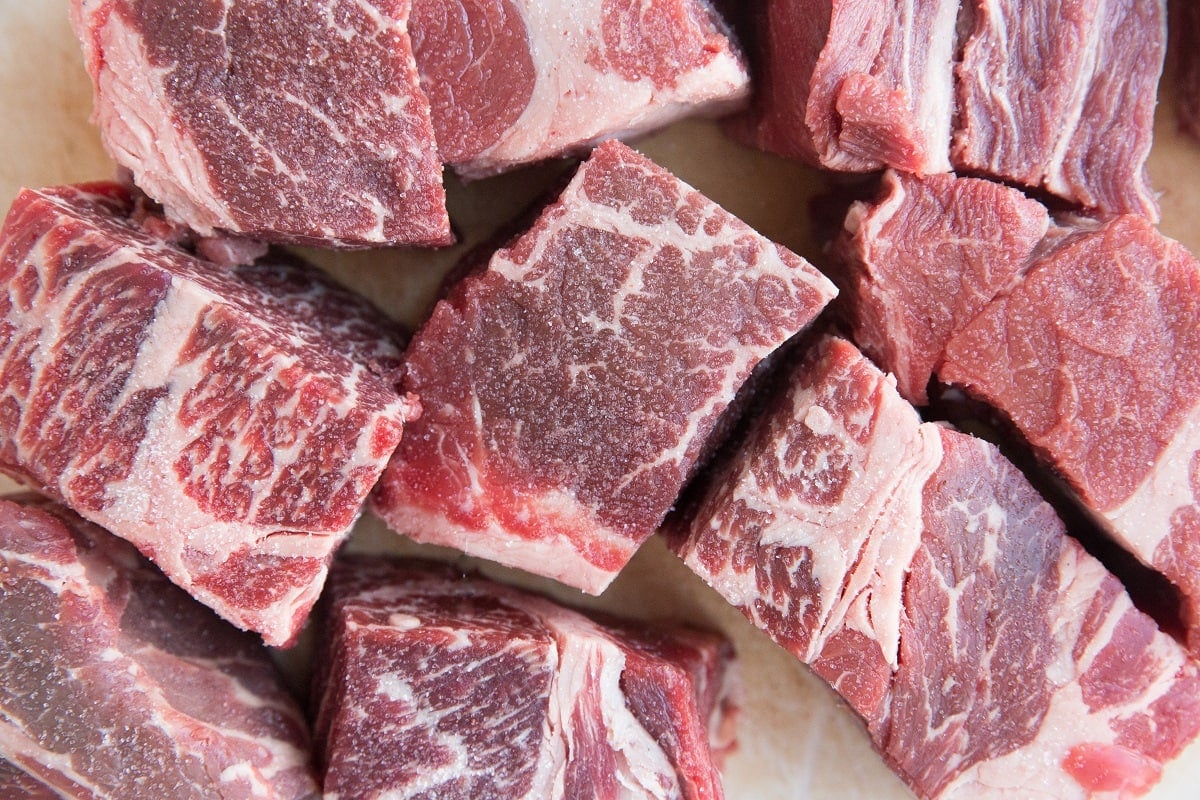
0, 183, 419, 646
726, 0, 960, 173
940, 214, 1200, 657
0, 496, 318, 799
669, 336, 1200, 799
69, 0, 451, 247
372, 140, 836, 594
313, 557, 737, 800
409, 0, 750, 180
953, 0, 1165, 220
835, 170, 1050, 404
729, 0, 1165, 219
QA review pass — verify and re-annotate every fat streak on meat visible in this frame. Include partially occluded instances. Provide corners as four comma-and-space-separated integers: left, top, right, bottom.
372, 140, 836, 594
313, 557, 737, 800
70, 0, 452, 247
0, 182, 420, 646
725, 0, 960, 173
0, 496, 317, 799
669, 336, 1200, 799
409, 0, 750, 180
940, 214, 1200, 657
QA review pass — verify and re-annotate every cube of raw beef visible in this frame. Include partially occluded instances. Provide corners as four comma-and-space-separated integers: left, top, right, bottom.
940, 215, 1200, 657
313, 556, 737, 800
0, 183, 420, 646
409, 0, 750, 180
0, 495, 318, 799
953, 0, 1165, 220
669, 336, 1200, 799
835, 170, 1050, 404
729, 0, 1165, 219
69, 0, 451, 247
372, 140, 837, 594
725, 0, 960, 173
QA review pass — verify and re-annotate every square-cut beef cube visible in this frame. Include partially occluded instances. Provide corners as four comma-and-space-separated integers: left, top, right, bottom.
313, 557, 737, 800
0, 496, 317, 799
670, 336, 1200, 799
835, 169, 1050, 404
729, 0, 1165, 219
70, 0, 451, 247
410, 0, 750, 179
953, 0, 1165, 219
726, 0, 960, 174
0, 182, 419, 645
373, 140, 836, 594
941, 214, 1200, 657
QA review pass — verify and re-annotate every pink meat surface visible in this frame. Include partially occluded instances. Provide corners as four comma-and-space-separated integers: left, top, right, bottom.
313, 557, 737, 800
0, 760, 59, 799
70, 0, 451, 247
730, 1, 1164, 219
409, 0, 750, 180
941, 214, 1200, 656
0, 496, 317, 799
953, 0, 1165, 219
726, 0, 959, 173
836, 169, 1050, 404
372, 140, 836, 594
0, 183, 419, 646
670, 335, 1200, 799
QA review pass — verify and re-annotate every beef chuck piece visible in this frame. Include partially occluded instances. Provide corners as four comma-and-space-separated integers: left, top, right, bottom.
69, 0, 451, 247
313, 556, 738, 800
0, 182, 419, 646
941, 214, 1200, 658
726, 0, 960, 174
953, 0, 1165, 220
729, 0, 1166, 219
0, 495, 318, 799
372, 140, 836, 594
409, 0, 751, 180
836, 171, 1200, 659
669, 335, 1200, 799
835, 169, 1050, 404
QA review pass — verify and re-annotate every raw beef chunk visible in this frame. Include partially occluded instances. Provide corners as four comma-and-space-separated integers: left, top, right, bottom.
835, 170, 1050, 404
726, 0, 960, 173
409, 0, 750, 180
313, 556, 737, 800
669, 336, 1200, 800
372, 140, 837, 594
729, 0, 1166, 219
0, 183, 420, 646
70, 0, 451, 247
0, 496, 317, 799
940, 215, 1200, 657
953, 0, 1165, 220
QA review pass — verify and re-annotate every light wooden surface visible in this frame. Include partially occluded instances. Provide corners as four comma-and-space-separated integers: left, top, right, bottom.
2, 3, 1199, 798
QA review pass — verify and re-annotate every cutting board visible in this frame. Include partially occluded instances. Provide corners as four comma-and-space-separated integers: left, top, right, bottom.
2, 3, 1199, 798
